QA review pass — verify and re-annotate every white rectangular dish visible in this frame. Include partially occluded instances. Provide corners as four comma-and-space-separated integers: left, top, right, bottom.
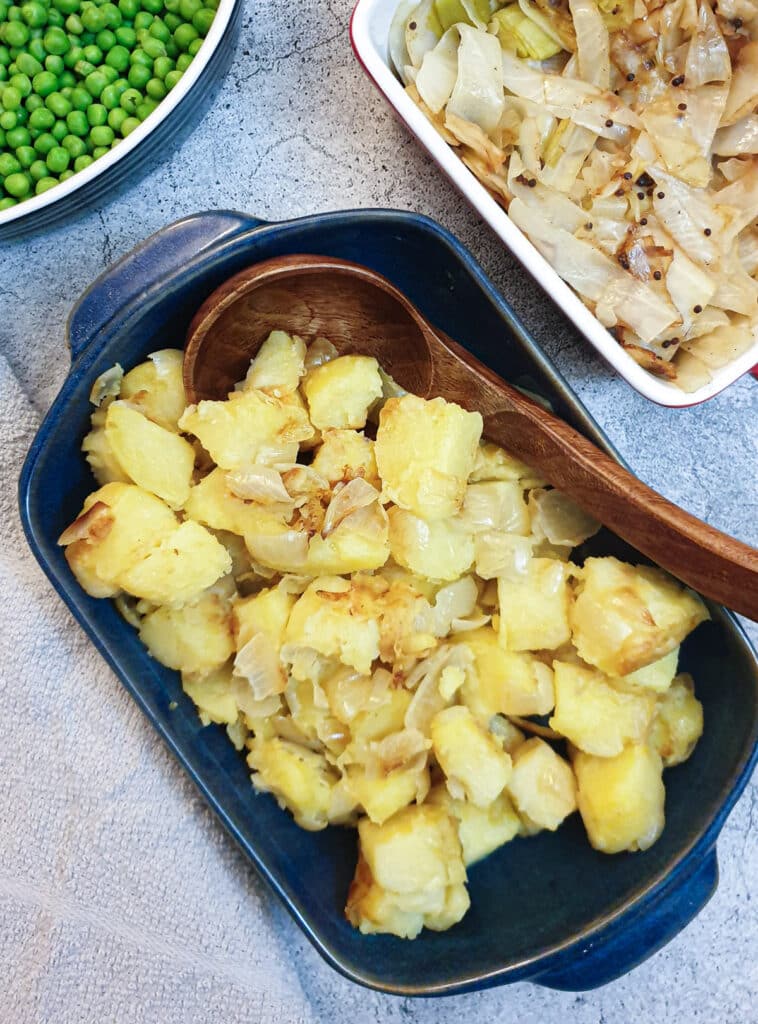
350, 0, 758, 407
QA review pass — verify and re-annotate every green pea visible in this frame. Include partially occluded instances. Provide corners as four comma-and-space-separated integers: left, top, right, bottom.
0, 150, 20, 174
59, 69, 76, 87
28, 107, 52, 132
53, 0, 82, 14
162, 11, 180, 30
118, 84, 139, 111
99, 81, 120, 107
119, 113, 138, 134
101, 3, 122, 27
127, 62, 149, 88
78, 30, 94, 44
91, 142, 107, 155
73, 58, 95, 76
81, 43, 102, 63
73, 152, 93, 170
133, 10, 152, 29
25, 92, 43, 111
114, 25, 135, 46
174, 23, 198, 51
62, 132, 87, 155
117, 0, 138, 19
9, 72, 30, 96
152, 54, 172, 79
129, 46, 152, 68
3, 21, 29, 48
88, 121, 112, 144
3, 170, 30, 195
86, 100, 106, 123
143, 35, 165, 59
1, 85, 22, 109
68, 86, 88, 110
15, 143, 35, 166
21, 0, 46, 25
59, 167, 73, 180
95, 28, 115, 49
100, 64, 118, 83
140, 0, 161, 12
148, 17, 170, 42
33, 129, 55, 152
106, 104, 124, 129
85, 69, 107, 95
65, 13, 84, 33
0, 109, 16, 129
5, 4, 22, 20
192, 7, 213, 36
144, 75, 164, 99
0, 45, 10, 66
178, 0, 201, 20
0, 67, 7, 84
135, 97, 154, 119
51, 118, 67, 139
164, 66, 181, 88
43, 26, 70, 54
6, 123, 29, 145
35, 174, 57, 192
28, 157, 46, 178
44, 54, 65, 75
32, 71, 58, 96
63, 45, 83, 68
187, 36, 202, 55
163, 0, 179, 10
45, 144, 69, 171
103, 43, 129, 72
46, 8, 65, 26
15, 52, 41, 77
83, 5, 107, 32
45, 91, 71, 116
174, 51, 190, 71
0, 195, 17, 208
65, 107, 88, 133
27, 37, 46, 61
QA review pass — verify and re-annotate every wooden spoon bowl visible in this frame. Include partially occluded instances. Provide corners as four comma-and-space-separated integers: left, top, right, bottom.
184, 254, 758, 620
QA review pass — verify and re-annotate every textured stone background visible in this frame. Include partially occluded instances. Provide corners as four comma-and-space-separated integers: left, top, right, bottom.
0, 0, 756, 1021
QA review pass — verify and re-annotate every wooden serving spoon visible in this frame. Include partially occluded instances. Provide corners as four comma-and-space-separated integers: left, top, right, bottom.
184, 254, 758, 620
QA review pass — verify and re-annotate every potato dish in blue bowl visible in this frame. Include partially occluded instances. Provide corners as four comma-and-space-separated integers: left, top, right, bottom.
18, 208, 758, 995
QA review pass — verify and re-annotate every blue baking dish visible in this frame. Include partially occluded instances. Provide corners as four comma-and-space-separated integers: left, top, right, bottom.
19, 209, 758, 995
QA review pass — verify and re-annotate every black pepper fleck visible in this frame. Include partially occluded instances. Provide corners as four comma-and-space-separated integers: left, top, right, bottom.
672, 74, 685, 86
627, 72, 635, 81
637, 172, 653, 187
704, 227, 712, 236
585, 221, 593, 229
528, 178, 537, 187
662, 339, 672, 348
605, 119, 614, 127
653, 270, 662, 280
409, 20, 416, 28
637, 192, 645, 199
640, 217, 648, 225
623, 172, 633, 179
678, 102, 687, 110
657, 191, 665, 198
615, 188, 624, 196
693, 304, 702, 313
734, 17, 743, 27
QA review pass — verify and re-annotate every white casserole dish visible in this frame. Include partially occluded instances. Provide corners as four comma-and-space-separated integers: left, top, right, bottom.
350, 0, 758, 406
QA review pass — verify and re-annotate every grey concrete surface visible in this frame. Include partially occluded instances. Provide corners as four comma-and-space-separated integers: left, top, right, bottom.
0, 0, 756, 1021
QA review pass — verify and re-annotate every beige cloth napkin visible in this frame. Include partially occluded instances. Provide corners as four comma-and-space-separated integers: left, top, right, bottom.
1, 353, 756, 1024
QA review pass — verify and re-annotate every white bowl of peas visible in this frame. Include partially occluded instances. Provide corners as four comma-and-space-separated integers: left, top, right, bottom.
0, 0, 240, 236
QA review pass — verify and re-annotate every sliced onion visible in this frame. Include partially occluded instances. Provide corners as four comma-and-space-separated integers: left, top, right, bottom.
246, 528, 309, 572
304, 336, 339, 372
233, 632, 286, 700
529, 488, 600, 547
322, 478, 381, 537
227, 466, 293, 504
88, 365, 123, 407
58, 500, 114, 545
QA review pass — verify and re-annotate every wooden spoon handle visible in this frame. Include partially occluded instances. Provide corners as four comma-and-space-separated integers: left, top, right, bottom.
430, 332, 758, 620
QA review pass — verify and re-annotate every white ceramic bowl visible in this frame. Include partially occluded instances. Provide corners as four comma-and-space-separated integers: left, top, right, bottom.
0, 0, 240, 240
350, 0, 758, 406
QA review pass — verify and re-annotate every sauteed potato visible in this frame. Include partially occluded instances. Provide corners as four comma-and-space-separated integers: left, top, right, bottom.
60, 331, 708, 939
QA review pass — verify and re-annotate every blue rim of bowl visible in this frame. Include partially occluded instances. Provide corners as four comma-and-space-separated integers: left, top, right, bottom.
18, 208, 758, 996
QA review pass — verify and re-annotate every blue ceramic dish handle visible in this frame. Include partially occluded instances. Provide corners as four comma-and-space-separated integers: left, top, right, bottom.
67, 210, 265, 360
535, 848, 718, 990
